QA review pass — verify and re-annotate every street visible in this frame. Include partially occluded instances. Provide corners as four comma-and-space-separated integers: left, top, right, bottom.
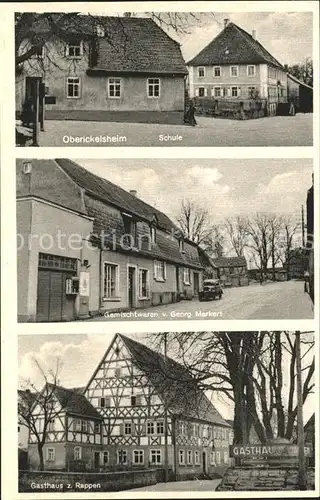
38, 113, 312, 147
88, 281, 314, 322
123, 478, 222, 492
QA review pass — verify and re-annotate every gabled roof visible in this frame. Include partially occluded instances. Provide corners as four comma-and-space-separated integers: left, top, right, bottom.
19, 13, 187, 75
188, 22, 283, 69
211, 256, 247, 268
119, 334, 230, 427
287, 73, 313, 90
47, 384, 102, 420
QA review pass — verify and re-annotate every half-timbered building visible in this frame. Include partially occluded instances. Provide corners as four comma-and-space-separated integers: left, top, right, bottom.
85, 334, 232, 479
27, 385, 104, 471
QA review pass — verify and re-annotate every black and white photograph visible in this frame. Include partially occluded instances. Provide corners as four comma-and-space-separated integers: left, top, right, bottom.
18, 331, 315, 493
15, 10, 313, 147
17, 158, 314, 322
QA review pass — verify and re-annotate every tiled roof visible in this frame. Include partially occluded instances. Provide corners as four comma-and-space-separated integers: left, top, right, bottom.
211, 256, 247, 268
120, 335, 230, 427
92, 17, 188, 75
188, 22, 283, 69
47, 384, 102, 420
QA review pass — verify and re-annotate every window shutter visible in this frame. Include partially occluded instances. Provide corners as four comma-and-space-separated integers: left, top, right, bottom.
119, 423, 124, 435
141, 423, 146, 436
80, 41, 84, 56
153, 260, 157, 279
204, 88, 208, 97
65, 44, 68, 57
195, 88, 199, 97
238, 87, 241, 96
227, 87, 231, 97
164, 262, 167, 280
132, 422, 136, 435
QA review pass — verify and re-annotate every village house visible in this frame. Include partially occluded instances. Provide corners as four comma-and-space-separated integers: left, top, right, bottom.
21, 334, 232, 478
187, 19, 288, 115
210, 256, 249, 287
16, 159, 204, 322
287, 73, 313, 113
24, 385, 104, 471
16, 14, 188, 125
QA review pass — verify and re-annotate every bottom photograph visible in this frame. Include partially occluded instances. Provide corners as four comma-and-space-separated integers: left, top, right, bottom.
18, 331, 316, 494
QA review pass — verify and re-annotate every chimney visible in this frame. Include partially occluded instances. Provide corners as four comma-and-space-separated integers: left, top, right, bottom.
224, 18, 230, 29
130, 189, 137, 197
252, 30, 256, 40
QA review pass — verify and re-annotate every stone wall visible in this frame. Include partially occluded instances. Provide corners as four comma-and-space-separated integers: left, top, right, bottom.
19, 468, 165, 492
217, 466, 315, 491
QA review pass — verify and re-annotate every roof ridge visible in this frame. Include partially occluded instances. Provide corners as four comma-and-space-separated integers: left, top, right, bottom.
234, 22, 283, 68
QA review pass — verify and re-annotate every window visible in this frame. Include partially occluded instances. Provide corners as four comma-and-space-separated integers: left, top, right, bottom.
117, 450, 127, 464
179, 239, 185, 253
214, 87, 221, 97
103, 263, 118, 299
150, 449, 161, 464
147, 78, 160, 98
131, 395, 137, 407
151, 226, 156, 244
147, 422, 155, 435
67, 77, 81, 98
133, 450, 144, 464
247, 65, 255, 76
230, 66, 238, 77
213, 66, 221, 77
187, 450, 193, 465
96, 25, 105, 37
66, 42, 83, 58
114, 367, 122, 377
47, 447, 55, 461
194, 451, 200, 465
100, 397, 111, 408
122, 214, 137, 246
156, 421, 164, 435
73, 419, 81, 432
138, 269, 149, 299
108, 78, 121, 98
198, 87, 205, 97
197, 67, 205, 78
94, 422, 101, 433
231, 86, 239, 97
248, 86, 256, 97
154, 261, 166, 281
179, 449, 185, 465
39, 253, 77, 271
47, 419, 55, 431
18, 426, 20, 433
103, 451, 109, 464
124, 422, 132, 435
74, 446, 82, 460
210, 451, 216, 465
81, 420, 87, 433
216, 451, 221, 464
183, 268, 191, 285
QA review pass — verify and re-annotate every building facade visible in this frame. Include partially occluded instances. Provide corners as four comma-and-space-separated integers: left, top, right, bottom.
211, 256, 249, 287
187, 20, 288, 115
17, 159, 204, 322
16, 15, 187, 124
22, 335, 232, 479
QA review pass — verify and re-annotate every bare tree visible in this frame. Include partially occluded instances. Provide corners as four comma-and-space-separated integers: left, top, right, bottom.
245, 213, 273, 281
225, 217, 248, 257
18, 358, 69, 471
268, 215, 284, 281
277, 216, 299, 278
176, 199, 211, 245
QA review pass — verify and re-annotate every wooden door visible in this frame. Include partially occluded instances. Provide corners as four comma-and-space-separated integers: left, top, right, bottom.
37, 270, 75, 322
128, 267, 136, 308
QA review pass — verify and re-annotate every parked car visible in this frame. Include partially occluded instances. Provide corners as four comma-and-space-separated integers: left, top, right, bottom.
199, 279, 223, 301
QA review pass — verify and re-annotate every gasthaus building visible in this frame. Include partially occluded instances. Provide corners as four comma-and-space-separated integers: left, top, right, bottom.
16, 159, 204, 322
24, 334, 232, 478
15, 14, 188, 124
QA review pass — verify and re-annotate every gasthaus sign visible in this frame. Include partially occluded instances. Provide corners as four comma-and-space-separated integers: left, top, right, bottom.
230, 444, 312, 458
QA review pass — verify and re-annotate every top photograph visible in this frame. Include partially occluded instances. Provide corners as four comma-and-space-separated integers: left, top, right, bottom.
15, 11, 313, 147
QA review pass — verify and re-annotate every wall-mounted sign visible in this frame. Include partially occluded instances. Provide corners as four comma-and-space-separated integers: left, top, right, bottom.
230, 444, 312, 458
45, 96, 56, 105
79, 271, 90, 296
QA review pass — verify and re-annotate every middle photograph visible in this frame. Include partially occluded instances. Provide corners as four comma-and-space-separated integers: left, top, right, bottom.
16, 158, 314, 323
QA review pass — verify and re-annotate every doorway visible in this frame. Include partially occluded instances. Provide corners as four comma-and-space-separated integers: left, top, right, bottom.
128, 266, 136, 308
202, 451, 207, 474
94, 452, 100, 469
193, 272, 199, 296
176, 266, 180, 296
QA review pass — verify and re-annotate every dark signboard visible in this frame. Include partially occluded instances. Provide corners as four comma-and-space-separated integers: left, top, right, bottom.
230, 444, 312, 458
45, 96, 56, 105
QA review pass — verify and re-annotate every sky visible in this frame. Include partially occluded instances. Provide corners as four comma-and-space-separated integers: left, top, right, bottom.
18, 332, 315, 423
76, 158, 313, 231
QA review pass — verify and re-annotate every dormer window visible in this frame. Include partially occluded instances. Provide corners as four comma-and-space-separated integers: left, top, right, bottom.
122, 213, 137, 247
65, 41, 83, 58
96, 25, 105, 37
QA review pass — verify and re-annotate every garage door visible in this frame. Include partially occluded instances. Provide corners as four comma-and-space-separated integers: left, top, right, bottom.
36, 253, 77, 322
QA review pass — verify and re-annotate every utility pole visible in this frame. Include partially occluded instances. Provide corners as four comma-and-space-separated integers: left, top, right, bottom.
164, 332, 169, 482
295, 331, 307, 490
301, 205, 305, 248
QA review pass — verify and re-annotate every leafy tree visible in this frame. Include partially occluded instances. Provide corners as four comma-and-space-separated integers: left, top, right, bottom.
286, 58, 313, 87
